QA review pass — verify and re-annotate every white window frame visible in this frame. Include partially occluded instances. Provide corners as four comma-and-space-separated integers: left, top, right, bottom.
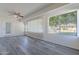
48, 10, 78, 36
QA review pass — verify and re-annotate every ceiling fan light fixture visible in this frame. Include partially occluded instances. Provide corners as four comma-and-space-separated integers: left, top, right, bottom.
13, 15, 18, 18
8, 10, 24, 22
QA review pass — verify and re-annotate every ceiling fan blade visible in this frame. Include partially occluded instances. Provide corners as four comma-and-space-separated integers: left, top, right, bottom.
7, 10, 24, 21
8, 11, 16, 15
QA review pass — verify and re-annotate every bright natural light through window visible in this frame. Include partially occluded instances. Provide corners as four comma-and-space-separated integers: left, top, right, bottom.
26, 19, 43, 33
48, 11, 77, 36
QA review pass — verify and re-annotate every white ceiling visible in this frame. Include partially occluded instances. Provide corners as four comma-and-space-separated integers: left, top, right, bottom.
0, 3, 51, 16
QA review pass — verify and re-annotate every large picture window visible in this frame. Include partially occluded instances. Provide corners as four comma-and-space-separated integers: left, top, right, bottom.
27, 19, 43, 33
48, 11, 77, 36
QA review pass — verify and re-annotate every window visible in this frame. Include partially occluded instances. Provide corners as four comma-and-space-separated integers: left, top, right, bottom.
48, 11, 77, 36
27, 19, 43, 33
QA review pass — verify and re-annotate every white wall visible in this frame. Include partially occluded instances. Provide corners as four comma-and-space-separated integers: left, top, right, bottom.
43, 3, 79, 50
25, 3, 79, 50
0, 16, 24, 37
26, 32, 43, 39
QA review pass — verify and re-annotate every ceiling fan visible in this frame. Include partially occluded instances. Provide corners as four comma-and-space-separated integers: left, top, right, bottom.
8, 11, 24, 21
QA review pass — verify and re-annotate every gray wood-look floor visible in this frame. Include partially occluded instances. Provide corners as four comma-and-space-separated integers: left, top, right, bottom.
0, 36, 79, 55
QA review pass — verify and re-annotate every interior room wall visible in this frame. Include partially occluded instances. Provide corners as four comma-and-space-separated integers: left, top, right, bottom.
0, 16, 24, 37
25, 3, 79, 50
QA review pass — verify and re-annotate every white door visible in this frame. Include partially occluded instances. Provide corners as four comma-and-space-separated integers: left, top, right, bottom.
5, 22, 11, 35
